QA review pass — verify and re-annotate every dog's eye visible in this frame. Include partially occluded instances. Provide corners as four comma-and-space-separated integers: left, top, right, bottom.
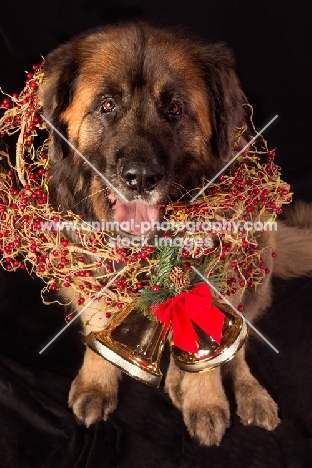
168, 102, 182, 116
101, 98, 116, 113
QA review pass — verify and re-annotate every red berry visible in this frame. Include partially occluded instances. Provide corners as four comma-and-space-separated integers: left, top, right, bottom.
271, 252, 277, 258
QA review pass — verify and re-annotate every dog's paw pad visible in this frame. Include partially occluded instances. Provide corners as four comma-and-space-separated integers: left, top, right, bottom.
183, 405, 230, 446
69, 379, 117, 426
236, 383, 280, 431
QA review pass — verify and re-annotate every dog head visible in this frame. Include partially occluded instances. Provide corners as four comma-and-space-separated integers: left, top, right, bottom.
40, 23, 246, 230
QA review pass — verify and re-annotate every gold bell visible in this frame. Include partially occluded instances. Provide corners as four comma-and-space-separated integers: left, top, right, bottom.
85, 304, 169, 387
171, 302, 248, 372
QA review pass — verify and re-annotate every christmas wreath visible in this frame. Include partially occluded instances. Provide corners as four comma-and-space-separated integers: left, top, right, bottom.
0, 64, 292, 351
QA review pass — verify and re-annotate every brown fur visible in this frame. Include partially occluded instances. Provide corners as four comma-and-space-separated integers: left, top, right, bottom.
273, 202, 312, 279
39, 23, 312, 446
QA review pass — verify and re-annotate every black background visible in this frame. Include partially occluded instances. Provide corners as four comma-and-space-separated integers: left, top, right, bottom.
0, 1, 312, 467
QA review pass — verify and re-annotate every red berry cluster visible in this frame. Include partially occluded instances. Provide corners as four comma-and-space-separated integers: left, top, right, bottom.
0, 62, 44, 139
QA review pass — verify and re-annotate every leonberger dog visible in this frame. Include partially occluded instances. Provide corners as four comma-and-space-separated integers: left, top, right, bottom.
39, 22, 312, 446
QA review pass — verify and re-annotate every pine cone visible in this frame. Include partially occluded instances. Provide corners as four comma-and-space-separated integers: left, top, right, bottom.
169, 267, 190, 289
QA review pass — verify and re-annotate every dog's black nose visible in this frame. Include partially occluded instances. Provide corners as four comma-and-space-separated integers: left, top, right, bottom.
121, 161, 164, 193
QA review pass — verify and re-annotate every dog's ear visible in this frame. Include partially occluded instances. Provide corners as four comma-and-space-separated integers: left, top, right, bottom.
39, 41, 79, 161
198, 43, 246, 162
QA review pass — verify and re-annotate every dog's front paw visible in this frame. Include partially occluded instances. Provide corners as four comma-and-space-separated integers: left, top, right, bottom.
68, 375, 118, 427
183, 404, 230, 446
235, 382, 280, 430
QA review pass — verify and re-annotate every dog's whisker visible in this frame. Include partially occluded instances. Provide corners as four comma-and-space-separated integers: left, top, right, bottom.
73, 187, 108, 208
170, 182, 200, 203
171, 182, 189, 200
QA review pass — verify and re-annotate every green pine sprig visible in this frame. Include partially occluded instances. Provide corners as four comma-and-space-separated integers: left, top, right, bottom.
152, 245, 181, 288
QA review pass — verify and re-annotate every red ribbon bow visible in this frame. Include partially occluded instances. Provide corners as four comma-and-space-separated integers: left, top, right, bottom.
152, 283, 224, 353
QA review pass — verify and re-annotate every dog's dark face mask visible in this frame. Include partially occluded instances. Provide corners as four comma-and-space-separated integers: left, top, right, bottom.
40, 23, 245, 231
